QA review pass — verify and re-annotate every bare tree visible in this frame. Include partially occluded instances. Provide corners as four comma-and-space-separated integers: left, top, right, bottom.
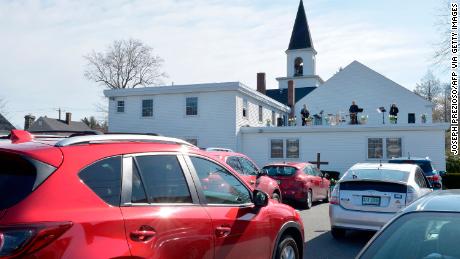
84, 39, 166, 89
433, 0, 451, 66
414, 71, 442, 102
82, 116, 108, 133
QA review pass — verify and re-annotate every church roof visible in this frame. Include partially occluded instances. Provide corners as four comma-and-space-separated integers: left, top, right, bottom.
266, 86, 317, 105
0, 113, 15, 132
288, 0, 314, 50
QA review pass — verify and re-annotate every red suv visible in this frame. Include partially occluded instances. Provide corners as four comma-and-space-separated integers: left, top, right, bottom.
207, 151, 282, 202
0, 130, 304, 259
263, 162, 330, 209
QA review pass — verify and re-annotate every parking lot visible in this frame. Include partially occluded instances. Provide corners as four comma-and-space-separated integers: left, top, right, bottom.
298, 202, 375, 259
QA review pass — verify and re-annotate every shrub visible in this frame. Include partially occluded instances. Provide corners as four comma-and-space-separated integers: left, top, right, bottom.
443, 173, 460, 189
447, 154, 460, 174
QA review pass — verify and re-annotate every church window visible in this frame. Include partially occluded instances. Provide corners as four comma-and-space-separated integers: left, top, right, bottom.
386, 138, 402, 159
186, 97, 198, 116
243, 99, 248, 118
294, 57, 303, 76
408, 113, 416, 124
368, 138, 383, 159
117, 100, 125, 113
286, 139, 300, 158
270, 139, 284, 158
142, 99, 153, 117
258, 105, 263, 122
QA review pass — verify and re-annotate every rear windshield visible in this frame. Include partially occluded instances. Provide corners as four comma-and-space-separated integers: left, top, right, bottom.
389, 160, 434, 175
0, 152, 56, 210
263, 166, 297, 176
342, 169, 409, 182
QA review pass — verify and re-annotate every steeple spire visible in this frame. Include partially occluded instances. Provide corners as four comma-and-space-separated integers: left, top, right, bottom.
288, 0, 313, 50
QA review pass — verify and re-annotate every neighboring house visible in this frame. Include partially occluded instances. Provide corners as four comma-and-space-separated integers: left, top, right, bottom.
26, 113, 91, 132
0, 113, 15, 135
105, 0, 449, 173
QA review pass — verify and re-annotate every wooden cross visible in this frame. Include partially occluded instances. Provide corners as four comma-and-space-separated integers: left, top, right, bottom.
308, 153, 329, 169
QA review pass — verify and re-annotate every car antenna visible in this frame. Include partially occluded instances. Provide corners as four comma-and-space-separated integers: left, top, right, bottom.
408, 152, 411, 159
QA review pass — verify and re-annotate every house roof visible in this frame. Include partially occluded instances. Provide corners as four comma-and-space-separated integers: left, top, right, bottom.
265, 87, 317, 105
28, 117, 91, 132
288, 0, 314, 50
0, 113, 15, 131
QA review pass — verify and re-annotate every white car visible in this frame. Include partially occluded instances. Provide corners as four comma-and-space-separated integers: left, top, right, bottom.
329, 163, 432, 239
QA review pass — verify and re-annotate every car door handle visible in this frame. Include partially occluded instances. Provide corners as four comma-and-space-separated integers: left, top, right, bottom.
250, 180, 255, 185
130, 225, 157, 242
215, 226, 232, 238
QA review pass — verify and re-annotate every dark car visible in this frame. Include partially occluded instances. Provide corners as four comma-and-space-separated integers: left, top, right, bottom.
388, 157, 445, 189
357, 190, 460, 259
0, 130, 304, 259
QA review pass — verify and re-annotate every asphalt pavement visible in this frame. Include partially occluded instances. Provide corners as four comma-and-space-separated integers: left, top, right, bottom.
296, 202, 376, 259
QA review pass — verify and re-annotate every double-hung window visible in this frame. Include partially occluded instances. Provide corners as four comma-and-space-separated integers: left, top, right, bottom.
142, 99, 153, 117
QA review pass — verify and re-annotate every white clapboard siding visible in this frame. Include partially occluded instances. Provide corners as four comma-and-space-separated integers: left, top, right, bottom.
240, 124, 448, 173
296, 61, 433, 126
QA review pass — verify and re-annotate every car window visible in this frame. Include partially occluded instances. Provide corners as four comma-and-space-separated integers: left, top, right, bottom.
342, 169, 409, 182
135, 155, 192, 203
226, 156, 243, 174
264, 166, 297, 176
360, 212, 460, 259
79, 156, 122, 206
389, 160, 434, 175
415, 169, 428, 188
191, 157, 251, 205
238, 157, 259, 176
131, 163, 148, 203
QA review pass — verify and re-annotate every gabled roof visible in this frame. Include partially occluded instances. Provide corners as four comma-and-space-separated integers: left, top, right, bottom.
0, 113, 15, 131
288, 0, 314, 50
28, 117, 91, 132
266, 86, 317, 105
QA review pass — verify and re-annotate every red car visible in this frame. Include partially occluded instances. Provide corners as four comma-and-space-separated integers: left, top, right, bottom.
207, 151, 282, 202
263, 162, 330, 209
0, 130, 304, 259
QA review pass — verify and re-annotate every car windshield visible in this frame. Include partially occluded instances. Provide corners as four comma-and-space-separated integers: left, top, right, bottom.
342, 169, 409, 182
263, 166, 297, 176
359, 212, 460, 259
389, 160, 434, 176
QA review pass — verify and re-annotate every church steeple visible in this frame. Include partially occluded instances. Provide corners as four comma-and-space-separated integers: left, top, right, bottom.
288, 0, 314, 50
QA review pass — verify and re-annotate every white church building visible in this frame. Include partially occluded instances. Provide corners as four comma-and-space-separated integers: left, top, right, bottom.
105, 0, 448, 173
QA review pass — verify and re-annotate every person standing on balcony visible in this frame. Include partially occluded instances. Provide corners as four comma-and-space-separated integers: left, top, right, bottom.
390, 103, 399, 124
349, 101, 359, 125
301, 104, 310, 126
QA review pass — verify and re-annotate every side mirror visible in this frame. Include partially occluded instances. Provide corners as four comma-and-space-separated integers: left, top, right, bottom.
257, 169, 268, 178
324, 173, 330, 179
439, 171, 446, 177
253, 190, 269, 207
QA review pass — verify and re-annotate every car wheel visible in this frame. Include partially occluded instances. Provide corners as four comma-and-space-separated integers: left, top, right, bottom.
303, 190, 313, 209
275, 235, 299, 259
331, 227, 346, 239
272, 192, 282, 203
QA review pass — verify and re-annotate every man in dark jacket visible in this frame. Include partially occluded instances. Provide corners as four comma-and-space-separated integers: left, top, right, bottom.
301, 104, 310, 126
349, 101, 359, 125
389, 103, 399, 124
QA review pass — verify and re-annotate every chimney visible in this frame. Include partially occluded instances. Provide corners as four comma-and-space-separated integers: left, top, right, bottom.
65, 112, 72, 125
257, 73, 266, 95
288, 80, 295, 117
24, 114, 36, 130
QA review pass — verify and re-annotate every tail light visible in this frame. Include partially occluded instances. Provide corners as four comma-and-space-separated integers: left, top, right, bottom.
432, 175, 440, 182
330, 184, 340, 205
406, 186, 416, 205
0, 222, 72, 258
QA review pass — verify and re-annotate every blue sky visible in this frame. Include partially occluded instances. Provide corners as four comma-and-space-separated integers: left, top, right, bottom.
0, 0, 449, 128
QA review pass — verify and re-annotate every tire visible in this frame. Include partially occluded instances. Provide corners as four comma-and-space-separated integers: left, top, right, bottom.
272, 192, 282, 203
275, 235, 300, 259
303, 190, 313, 209
331, 227, 346, 239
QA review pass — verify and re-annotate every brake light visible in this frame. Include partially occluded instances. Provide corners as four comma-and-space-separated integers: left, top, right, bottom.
406, 186, 416, 205
432, 175, 440, 182
330, 184, 340, 205
0, 222, 72, 258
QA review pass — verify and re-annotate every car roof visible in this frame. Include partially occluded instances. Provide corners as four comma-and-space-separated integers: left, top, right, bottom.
403, 190, 460, 213
389, 157, 431, 161
206, 151, 248, 158
349, 163, 416, 172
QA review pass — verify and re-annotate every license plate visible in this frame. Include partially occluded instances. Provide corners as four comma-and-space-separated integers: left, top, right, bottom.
362, 196, 380, 206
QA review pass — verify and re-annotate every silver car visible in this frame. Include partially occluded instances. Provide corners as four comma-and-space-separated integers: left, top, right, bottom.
329, 163, 432, 238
